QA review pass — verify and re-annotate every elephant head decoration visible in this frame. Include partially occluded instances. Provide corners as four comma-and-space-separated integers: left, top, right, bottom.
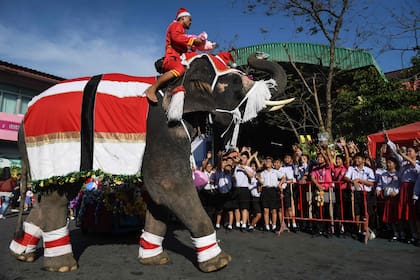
9, 52, 293, 273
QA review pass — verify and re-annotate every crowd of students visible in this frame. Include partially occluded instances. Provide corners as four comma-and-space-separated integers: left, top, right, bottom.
197, 136, 420, 245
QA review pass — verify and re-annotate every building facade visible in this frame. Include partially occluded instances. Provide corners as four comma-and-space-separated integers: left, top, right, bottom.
0, 60, 64, 167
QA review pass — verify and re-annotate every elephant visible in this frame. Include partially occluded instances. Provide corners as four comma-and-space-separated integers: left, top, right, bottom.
9, 52, 291, 273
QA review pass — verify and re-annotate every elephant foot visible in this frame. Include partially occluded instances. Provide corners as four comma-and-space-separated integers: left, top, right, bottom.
139, 251, 170, 265
10, 251, 37, 263
42, 253, 78, 272
198, 251, 232, 273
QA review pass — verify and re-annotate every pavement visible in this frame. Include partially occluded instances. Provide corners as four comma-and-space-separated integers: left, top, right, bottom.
0, 212, 419, 280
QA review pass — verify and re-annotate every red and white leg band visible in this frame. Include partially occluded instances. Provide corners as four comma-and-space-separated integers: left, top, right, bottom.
191, 232, 221, 263
42, 223, 72, 257
9, 222, 42, 254
139, 231, 164, 258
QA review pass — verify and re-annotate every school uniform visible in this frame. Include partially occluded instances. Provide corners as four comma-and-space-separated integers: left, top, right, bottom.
260, 169, 282, 210
344, 165, 376, 217
376, 170, 400, 224
279, 164, 296, 209
388, 140, 420, 221
234, 165, 254, 210
249, 176, 262, 214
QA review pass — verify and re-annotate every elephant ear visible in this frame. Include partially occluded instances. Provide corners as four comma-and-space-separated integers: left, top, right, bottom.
184, 56, 217, 114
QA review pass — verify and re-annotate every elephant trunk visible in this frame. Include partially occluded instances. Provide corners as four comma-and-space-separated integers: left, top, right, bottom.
247, 54, 287, 99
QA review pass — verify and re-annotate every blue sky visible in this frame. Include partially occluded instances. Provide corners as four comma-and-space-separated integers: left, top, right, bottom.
0, 0, 418, 78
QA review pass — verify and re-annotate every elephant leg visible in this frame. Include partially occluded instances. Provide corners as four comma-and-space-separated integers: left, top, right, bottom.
139, 197, 170, 265
9, 194, 43, 262
40, 190, 78, 272
161, 189, 232, 272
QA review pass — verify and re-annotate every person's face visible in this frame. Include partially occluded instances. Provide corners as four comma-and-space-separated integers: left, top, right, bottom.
227, 158, 233, 166
381, 156, 387, 167
284, 155, 292, 164
354, 156, 364, 166
224, 164, 232, 173
301, 155, 308, 164
241, 155, 248, 165
180, 16, 192, 29
274, 160, 281, 169
250, 162, 257, 171
336, 156, 343, 166
317, 154, 325, 165
206, 163, 213, 172
386, 159, 396, 171
407, 148, 417, 159
265, 159, 273, 169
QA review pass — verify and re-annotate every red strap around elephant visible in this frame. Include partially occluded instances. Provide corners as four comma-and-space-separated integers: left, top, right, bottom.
172, 85, 186, 94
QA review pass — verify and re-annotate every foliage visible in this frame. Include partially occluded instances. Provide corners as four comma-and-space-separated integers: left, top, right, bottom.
333, 65, 420, 145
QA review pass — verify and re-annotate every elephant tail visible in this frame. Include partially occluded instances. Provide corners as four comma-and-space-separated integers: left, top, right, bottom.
14, 123, 28, 239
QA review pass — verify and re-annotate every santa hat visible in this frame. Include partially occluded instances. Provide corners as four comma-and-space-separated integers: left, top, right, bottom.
217, 51, 237, 67
176, 7, 191, 20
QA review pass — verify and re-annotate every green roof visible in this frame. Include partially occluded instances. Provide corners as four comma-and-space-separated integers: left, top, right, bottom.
233, 42, 385, 78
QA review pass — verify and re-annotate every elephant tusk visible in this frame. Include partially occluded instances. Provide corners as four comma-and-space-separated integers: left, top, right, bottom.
268, 104, 285, 112
265, 98, 295, 106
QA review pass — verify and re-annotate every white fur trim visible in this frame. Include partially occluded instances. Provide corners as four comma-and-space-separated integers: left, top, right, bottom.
166, 91, 185, 122
177, 11, 191, 19
43, 223, 73, 257
139, 231, 164, 259
191, 232, 221, 263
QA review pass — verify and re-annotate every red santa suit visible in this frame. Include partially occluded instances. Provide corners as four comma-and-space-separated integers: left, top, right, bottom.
163, 17, 195, 77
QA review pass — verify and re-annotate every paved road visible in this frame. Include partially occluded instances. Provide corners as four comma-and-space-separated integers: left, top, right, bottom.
1, 212, 419, 280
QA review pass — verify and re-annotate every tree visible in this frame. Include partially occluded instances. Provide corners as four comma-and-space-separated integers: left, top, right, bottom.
377, 0, 419, 69
244, 0, 352, 138
333, 62, 420, 145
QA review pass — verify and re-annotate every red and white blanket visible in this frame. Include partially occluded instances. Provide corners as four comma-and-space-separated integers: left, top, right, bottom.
24, 73, 155, 180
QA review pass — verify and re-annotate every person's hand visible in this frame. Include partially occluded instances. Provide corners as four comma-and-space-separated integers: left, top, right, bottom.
380, 144, 387, 155
414, 138, 420, 147
193, 38, 203, 46
206, 151, 212, 159
339, 137, 346, 147
383, 130, 389, 142
252, 151, 258, 158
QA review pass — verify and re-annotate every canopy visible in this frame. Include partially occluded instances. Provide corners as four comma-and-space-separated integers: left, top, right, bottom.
367, 121, 420, 159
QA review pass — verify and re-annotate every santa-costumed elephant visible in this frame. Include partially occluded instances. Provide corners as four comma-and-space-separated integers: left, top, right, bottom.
9, 52, 291, 272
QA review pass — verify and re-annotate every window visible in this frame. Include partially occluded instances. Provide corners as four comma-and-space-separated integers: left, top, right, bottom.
1, 92, 17, 114
20, 96, 31, 114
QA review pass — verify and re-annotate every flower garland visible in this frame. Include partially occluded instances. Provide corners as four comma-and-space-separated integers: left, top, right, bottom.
31, 169, 142, 192
31, 170, 146, 217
